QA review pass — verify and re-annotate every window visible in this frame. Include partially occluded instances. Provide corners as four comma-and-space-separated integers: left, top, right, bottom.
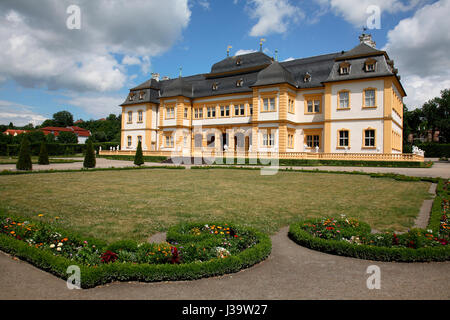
364, 89, 376, 107
212, 82, 219, 91
364, 129, 376, 147
127, 136, 132, 147
304, 72, 311, 83
306, 100, 320, 113
127, 111, 133, 123
236, 79, 243, 87
262, 133, 275, 147
137, 135, 142, 143
194, 134, 203, 148
184, 108, 188, 119
288, 133, 294, 149
249, 104, 253, 115
338, 130, 349, 147
138, 110, 143, 123
365, 59, 376, 72
139, 91, 145, 100
220, 105, 230, 117
262, 98, 276, 112
194, 108, 203, 119
339, 62, 350, 75
129, 93, 135, 101
166, 106, 175, 119
234, 104, 245, 116
338, 91, 350, 109
236, 58, 242, 66
183, 135, 188, 147
207, 134, 215, 147
306, 135, 320, 148
165, 134, 174, 148
207, 106, 216, 118
288, 99, 295, 114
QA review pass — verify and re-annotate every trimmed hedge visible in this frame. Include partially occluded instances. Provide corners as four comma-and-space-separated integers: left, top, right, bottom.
97, 155, 168, 163
205, 157, 432, 168
415, 143, 450, 158
0, 142, 120, 156
0, 218, 271, 289
288, 178, 450, 262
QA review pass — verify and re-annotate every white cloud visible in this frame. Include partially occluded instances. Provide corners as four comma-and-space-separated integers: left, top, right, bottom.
235, 49, 257, 56
316, 0, 424, 27
245, 0, 304, 36
197, 0, 210, 10
282, 57, 295, 62
122, 56, 141, 66
383, 0, 450, 109
0, 0, 191, 93
0, 100, 48, 126
64, 94, 124, 118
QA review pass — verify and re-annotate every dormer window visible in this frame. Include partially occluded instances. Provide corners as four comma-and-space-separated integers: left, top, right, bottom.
364, 58, 376, 72
139, 91, 145, 100
236, 79, 243, 87
212, 82, 219, 91
129, 92, 135, 101
339, 62, 350, 75
303, 72, 311, 83
236, 58, 242, 66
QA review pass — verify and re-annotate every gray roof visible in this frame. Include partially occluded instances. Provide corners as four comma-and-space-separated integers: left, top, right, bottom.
336, 43, 387, 61
120, 41, 404, 106
252, 60, 296, 87
209, 52, 272, 76
160, 77, 193, 98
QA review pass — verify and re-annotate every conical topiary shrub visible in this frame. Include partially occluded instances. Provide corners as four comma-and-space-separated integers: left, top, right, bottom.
134, 140, 144, 166
16, 137, 32, 171
38, 141, 50, 165
83, 140, 96, 168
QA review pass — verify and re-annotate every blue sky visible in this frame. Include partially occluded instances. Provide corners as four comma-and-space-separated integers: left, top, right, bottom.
0, 0, 449, 126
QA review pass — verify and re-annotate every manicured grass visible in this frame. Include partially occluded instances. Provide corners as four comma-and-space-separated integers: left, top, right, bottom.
0, 169, 431, 243
0, 156, 82, 164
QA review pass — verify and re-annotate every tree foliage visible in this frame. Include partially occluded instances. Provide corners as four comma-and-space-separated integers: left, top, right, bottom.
83, 140, 96, 168
16, 137, 32, 171
53, 111, 74, 127
134, 140, 144, 166
57, 131, 78, 144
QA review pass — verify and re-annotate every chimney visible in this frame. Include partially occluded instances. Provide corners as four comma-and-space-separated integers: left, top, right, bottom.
151, 73, 160, 81
359, 33, 376, 48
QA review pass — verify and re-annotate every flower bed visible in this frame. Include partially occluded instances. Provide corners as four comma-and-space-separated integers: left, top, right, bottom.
289, 179, 450, 262
289, 213, 449, 262
0, 216, 271, 288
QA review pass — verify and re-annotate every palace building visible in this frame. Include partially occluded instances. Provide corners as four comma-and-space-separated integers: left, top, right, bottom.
112, 34, 417, 161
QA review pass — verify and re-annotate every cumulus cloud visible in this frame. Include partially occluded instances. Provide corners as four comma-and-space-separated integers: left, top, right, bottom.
0, 100, 48, 126
383, 0, 450, 109
245, 0, 304, 37
0, 0, 191, 93
63, 94, 124, 118
315, 0, 424, 27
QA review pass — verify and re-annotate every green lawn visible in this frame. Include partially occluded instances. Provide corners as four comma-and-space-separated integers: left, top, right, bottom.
0, 168, 431, 243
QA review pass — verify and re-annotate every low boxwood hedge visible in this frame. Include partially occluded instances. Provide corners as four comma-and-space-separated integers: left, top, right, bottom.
0, 216, 271, 289
288, 179, 450, 262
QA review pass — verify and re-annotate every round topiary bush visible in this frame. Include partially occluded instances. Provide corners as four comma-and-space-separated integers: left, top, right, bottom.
289, 216, 450, 262
0, 215, 271, 288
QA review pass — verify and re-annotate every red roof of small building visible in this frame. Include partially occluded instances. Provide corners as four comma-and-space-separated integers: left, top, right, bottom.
40, 126, 91, 137
3, 129, 27, 136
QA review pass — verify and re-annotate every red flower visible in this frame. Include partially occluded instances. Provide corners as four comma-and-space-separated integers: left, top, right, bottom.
101, 250, 118, 264
439, 239, 448, 245
170, 246, 180, 264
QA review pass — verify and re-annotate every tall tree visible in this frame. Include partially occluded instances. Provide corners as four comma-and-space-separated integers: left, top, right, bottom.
38, 141, 50, 165
134, 140, 144, 166
57, 131, 78, 144
53, 111, 74, 127
83, 140, 96, 168
16, 137, 32, 171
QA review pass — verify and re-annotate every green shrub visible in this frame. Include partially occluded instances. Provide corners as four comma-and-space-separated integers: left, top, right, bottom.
134, 140, 144, 166
415, 143, 450, 158
83, 140, 96, 168
16, 137, 32, 171
38, 141, 50, 165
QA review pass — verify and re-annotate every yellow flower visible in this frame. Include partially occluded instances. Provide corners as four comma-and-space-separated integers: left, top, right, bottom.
38, 214, 44, 217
